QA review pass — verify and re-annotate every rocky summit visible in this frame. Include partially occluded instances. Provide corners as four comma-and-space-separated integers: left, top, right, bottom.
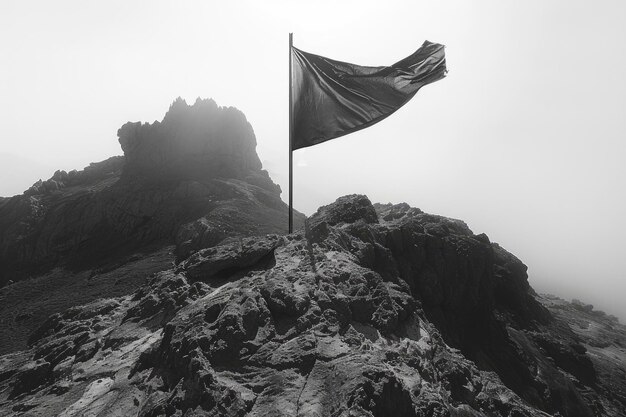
0, 98, 294, 288
0, 98, 304, 354
1, 101, 625, 417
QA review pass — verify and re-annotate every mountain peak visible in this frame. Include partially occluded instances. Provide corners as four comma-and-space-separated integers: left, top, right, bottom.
0, 98, 300, 288
118, 97, 261, 182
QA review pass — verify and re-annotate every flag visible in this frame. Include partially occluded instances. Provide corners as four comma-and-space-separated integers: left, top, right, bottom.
291, 40, 446, 150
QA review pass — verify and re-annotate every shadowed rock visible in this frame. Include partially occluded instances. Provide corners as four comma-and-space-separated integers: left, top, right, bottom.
2, 195, 623, 416
118, 98, 263, 183
1, 97, 624, 416
179, 235, 282, 281
0, 98, 304, 288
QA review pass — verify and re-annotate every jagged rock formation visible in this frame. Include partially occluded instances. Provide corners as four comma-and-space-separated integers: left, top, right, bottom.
0, 98, 303, 354
1, 195, 624, 416
1, 99, 625, 416
118, 98, 266, 183
0, 98, 298, 288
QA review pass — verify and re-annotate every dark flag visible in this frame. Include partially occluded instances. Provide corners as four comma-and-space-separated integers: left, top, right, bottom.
291, 40, 447, 150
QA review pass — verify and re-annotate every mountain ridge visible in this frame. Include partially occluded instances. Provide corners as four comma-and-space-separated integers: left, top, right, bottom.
0, 98, 301, 288
0, 99, 624, 416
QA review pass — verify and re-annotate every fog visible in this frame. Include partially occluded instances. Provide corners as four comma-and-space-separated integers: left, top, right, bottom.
1, 1, 625, 320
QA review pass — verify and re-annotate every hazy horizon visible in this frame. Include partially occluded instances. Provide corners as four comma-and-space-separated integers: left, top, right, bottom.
2, 1, 625, 320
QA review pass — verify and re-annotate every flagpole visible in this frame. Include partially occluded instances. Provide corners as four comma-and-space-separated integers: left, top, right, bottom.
288, 32, 293, 234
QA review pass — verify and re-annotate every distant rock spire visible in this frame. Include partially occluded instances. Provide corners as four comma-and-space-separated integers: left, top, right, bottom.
118, 97, 261, 182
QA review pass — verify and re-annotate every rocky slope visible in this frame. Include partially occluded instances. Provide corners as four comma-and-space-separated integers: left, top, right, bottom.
1, 194, 624, 416
0, 98, 295, 287
0, 98, 304, 354
1, 98, 625, 416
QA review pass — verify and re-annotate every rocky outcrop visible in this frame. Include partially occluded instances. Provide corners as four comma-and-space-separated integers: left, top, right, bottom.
538, 295, 626, 416
1, 98, 623, 416
1, 195, 623, 416
118, 98, 264, 183
0, 98, 302, 288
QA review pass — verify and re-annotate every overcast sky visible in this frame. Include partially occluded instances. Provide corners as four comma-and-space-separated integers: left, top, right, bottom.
1, 0, 625, 320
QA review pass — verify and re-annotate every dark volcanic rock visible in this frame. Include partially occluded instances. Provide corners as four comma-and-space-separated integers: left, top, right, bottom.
179, 235, 282, 281
0, 98, 303, 289
2, 195, 623, 416
118, 98, 262, 183
309, 194, 378, 227
1, 98, 624, 416
0, 98, 304, 360
9, 360, 51, 397
539, 294, 626, 416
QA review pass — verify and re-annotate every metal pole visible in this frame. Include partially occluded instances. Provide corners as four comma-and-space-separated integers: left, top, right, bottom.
288, 32, 293, 234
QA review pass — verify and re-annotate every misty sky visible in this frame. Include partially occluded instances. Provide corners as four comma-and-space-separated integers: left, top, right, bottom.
1, 1, 625, 320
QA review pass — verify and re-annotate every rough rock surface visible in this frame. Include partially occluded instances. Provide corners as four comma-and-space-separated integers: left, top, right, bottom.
0, 98, 303, 354
1, 195, 624, 416
0, 98, 299, 289
118, 97, 265, 183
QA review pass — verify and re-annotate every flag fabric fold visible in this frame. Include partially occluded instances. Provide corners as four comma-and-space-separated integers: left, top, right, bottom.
291, 40, 446, 150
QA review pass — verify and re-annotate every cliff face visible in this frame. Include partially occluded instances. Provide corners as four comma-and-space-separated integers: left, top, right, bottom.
1, 195, 624, 416
0, 98, 296, 288
117, 98, 263, 182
